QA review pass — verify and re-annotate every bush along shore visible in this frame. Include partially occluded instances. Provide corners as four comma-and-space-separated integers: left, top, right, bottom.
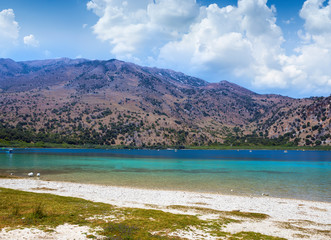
0, 139, 330, 151
0, 121, 330, 150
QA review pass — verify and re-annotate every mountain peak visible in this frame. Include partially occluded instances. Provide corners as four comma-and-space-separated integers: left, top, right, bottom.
0, 58, 329, 147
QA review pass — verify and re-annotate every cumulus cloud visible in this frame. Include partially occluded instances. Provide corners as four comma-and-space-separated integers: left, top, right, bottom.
158, 0, 286, 88
24, 34, 39, 47
88, 0, 331, 97
87, 0, 199, 63
0, 9, 19, 47
300, 0, 331, 34
282, 0, 331, 96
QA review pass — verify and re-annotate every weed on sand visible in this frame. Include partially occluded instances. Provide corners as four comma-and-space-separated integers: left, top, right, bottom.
0, 187, 284, 239
167, 205, 269, 220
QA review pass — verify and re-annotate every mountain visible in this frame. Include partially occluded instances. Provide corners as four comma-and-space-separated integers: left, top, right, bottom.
0, 58, 330, 147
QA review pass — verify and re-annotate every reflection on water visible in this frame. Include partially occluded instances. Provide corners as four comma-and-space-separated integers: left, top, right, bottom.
0, 149, 330, 202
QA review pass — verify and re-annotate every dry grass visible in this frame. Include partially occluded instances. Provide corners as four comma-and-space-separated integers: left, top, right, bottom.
277, 221, 331, 239
167, 205, 269, 220
0, 188, 284, 239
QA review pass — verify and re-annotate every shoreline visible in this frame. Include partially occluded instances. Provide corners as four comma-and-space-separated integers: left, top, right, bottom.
1, 173, 330, 204
0, 178, 330, 222
1, 145, 331, 151
7, 175, 331, 204
0, 178, 330, 239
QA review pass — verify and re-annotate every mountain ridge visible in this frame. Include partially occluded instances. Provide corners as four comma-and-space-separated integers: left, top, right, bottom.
0, 58, 330, 147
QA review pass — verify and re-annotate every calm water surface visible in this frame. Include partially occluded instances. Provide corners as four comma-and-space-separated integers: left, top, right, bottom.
0, 149, 330, 202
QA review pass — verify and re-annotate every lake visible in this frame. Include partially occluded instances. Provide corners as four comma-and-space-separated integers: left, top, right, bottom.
0, 148, 330, 202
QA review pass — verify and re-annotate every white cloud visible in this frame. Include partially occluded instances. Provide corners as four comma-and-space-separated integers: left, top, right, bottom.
147, 0, 199, 33
88, 0, 331, 97
275, 0, 331, 96
24, 34, 39, 47
158, 0, 286, 89
87, 0, 199, 63
283, 18, 294, 25
300, 0, 331, 35
0, 9, 19, 48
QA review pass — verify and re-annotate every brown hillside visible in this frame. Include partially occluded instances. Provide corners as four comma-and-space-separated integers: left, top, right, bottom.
0, 58, 330, 147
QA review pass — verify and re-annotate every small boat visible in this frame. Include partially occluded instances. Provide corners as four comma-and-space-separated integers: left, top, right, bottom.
249, 150, 252, 153
7, 148, 13, 154
284, 150, 288, 153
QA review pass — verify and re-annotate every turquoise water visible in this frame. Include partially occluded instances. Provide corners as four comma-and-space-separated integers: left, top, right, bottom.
0, 149, 330, 202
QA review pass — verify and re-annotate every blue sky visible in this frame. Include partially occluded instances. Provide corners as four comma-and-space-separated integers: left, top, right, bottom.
0, 0, 330, 98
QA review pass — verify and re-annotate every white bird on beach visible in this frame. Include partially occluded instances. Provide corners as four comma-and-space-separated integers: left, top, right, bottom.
28, 172, 34, 177
36, 173, 40, 177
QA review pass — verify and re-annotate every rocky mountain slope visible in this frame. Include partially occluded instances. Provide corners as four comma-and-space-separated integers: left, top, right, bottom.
0, 58, 330, 147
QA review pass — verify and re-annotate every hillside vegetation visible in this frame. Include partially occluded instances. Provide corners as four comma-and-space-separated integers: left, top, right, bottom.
0, 58, 330, 148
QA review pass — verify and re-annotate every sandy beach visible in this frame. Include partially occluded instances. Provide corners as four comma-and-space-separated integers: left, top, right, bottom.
0, 178, 330, 239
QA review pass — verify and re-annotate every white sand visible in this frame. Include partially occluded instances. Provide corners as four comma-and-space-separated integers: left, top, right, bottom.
0, 179, 330, 240
0, 224, 96, 240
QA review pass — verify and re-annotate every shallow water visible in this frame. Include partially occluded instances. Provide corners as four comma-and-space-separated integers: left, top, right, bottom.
0, 149, 330, 202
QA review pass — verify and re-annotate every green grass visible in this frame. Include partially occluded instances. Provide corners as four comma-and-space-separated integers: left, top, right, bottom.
225, 210, 269, 220
0, 174, 21, 179
0, 187, 113, 229
0, 187, 286, 239
167, 205, 269, 220
229, 232, 287, 240
277, 221, 331, 237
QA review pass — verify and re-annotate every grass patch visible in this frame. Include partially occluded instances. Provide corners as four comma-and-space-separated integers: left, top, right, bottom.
31, 203, 47, 219
0, 188, 283, 239
278, 221, 331, 237
0, 187, 115, 229
292, 233, 310, 238
102, 222, 173, 239
225, 210, 269, 220
167, 205, 223, 214
0, 174, 20, 179
229, 231, 286, 239
167, 205, 269, 220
